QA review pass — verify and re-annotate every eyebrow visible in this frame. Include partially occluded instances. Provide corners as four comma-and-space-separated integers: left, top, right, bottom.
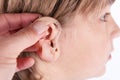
108, 0, 115, 5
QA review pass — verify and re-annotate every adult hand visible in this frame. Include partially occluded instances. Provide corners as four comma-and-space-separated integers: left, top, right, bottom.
0, 13, 46, 80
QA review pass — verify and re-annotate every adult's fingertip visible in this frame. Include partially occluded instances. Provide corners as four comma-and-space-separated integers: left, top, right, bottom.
16, 57, 35, 72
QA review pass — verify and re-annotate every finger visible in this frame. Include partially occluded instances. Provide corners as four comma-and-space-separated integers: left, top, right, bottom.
23, 42, 41, 52
0, 13, 40, 34
16, 57, 35, 72
1, 21, 48, 58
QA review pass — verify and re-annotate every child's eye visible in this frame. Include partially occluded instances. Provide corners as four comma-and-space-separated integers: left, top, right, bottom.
100, 13, 110, 22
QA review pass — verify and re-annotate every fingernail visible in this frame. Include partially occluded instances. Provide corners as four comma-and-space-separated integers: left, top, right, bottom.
32, 21, 48, 35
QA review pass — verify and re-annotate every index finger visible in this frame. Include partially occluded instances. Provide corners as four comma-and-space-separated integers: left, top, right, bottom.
0, 13, 40, 32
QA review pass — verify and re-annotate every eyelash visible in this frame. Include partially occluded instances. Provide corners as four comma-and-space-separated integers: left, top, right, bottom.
100, 13, 110, 22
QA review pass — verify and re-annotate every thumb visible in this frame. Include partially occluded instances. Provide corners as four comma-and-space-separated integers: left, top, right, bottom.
1, 20, 48, 57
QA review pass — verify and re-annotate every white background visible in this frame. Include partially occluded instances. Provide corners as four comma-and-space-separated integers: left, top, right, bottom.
89, 0, 120, 80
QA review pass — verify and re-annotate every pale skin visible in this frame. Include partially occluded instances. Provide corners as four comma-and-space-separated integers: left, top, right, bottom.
0, 14, 47, 79
36, 5, 120, 80
0, 3, 120, 80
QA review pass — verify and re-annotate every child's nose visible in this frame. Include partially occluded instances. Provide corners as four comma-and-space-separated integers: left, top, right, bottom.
112, 28, 120, 39
111, 17, 120, 39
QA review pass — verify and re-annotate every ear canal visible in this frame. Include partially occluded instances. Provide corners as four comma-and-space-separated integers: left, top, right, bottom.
50, 41, 59, 54
50, 41, 54, 47
38, 40, 60, 62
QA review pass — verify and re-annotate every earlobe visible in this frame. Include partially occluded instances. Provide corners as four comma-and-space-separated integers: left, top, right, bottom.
35, 17, 62, 62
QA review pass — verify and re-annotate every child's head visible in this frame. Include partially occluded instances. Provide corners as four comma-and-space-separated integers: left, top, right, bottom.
0, 0, 119, 80
0, 0, 115, 23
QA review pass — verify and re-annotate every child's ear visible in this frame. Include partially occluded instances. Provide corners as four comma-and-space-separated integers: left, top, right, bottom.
35, 17, 62, 62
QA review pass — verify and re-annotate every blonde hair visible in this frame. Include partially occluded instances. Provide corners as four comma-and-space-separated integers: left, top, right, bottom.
0, 0, 115, 23
0, 0, 115, 80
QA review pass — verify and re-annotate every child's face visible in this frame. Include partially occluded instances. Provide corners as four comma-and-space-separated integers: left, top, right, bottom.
57, 5, 120, 79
